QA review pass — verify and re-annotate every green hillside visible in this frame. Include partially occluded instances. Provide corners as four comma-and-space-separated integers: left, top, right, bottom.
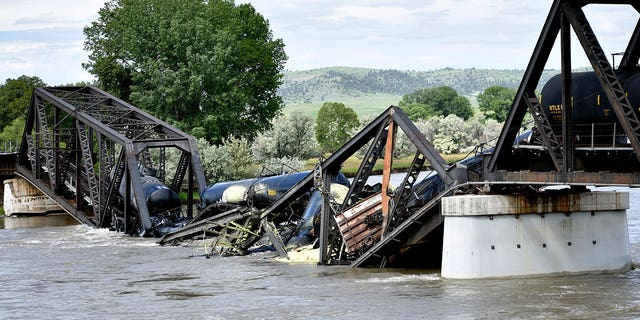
280, 66, 560, 118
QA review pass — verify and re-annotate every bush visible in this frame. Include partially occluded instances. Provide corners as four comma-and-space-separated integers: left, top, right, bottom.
198, 136, 254, 183
252, 111, 319, 161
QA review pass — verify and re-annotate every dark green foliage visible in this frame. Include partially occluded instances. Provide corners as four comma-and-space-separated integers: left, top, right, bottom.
0, 76, 46, 129
0, 76, 46, 143
398, 86, 473, 120
477, 86, 516, 122
83, 0, 287, 144
315, 102, 359, 152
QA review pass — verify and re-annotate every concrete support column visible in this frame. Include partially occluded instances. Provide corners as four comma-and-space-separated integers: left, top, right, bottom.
441, 191, 630, 279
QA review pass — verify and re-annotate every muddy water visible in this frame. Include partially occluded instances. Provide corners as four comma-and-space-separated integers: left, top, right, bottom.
1, 186, 639, 319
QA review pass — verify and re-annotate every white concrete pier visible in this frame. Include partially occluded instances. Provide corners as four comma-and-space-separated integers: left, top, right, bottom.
3, 177, 63, 216
441, 191, 630, 279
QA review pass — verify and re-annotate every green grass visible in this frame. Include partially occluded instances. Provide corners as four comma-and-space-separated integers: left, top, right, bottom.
283, 93, 480, 120
283, 93, 402, 119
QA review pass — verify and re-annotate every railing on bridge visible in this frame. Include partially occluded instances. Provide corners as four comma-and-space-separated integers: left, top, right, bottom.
0, 141, 19, 154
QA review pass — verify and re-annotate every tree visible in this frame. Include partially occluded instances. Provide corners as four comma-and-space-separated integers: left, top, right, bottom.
398, 86, 473, 120
0, 76, 46, 145
477, 86, 516, 122
83, 0, 287, 144
252, 111, 319, 161
0, 76, 46, 130
315, 102, 359, 152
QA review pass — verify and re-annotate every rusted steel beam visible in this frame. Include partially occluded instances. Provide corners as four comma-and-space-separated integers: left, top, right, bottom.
483, 171, 640, 186
380, 119, 394, 235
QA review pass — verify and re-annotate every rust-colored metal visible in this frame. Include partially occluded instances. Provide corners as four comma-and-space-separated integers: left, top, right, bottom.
334, 193, 383, 254
484, 171, 640, 186
380, 117, 395, 235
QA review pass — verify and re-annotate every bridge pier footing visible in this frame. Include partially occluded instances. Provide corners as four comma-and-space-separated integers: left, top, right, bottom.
441, 191, 630, 279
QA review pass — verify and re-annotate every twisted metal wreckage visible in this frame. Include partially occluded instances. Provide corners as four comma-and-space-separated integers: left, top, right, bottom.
160, 106, 476, 268
14, 0, 640, 268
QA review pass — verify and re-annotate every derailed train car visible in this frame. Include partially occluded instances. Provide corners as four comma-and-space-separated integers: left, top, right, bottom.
540, 71, 640, 125
115, 167, 189, 237
197, 171, 351, 248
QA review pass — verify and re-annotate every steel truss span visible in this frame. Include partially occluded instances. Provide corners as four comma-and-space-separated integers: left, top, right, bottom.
487, 0, 640, 185
17, 86, 206, 236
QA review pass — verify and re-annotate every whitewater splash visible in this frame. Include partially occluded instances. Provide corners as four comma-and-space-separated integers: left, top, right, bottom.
356, 273, 441, 283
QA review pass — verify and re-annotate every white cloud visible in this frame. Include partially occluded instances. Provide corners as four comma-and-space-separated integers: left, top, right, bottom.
0, 0, 104, 31
244, 0, 640, 71
316, 5, 422, 22
0, 0, 105, 84
1, 0, 639, 85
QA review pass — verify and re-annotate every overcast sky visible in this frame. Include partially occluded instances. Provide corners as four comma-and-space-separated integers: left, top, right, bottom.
0, 0, 638, 85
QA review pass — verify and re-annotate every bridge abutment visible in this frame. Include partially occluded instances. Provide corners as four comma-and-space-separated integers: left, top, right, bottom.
3, 177, 63, 216
441, 191, 630, 278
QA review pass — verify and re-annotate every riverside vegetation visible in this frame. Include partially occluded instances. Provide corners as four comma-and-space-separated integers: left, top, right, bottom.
0, 66, 553, 182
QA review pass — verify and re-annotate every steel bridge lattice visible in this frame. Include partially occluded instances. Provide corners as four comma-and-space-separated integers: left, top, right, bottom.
17, 86, 206, 235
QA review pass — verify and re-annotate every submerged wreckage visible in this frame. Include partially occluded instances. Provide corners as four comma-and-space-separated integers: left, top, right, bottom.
160, 0, 640, 273
160, 106, 483, 268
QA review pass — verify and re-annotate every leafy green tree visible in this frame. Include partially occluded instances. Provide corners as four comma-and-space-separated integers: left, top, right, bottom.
83, 0, 287, 144
315, 102, 359, 152
0, 76, 46, 130
398, 86, 473, 120
0, 118, 26, 147
477, 86, 516, 122
252, 111, 319, 161
0, 76, 46, 145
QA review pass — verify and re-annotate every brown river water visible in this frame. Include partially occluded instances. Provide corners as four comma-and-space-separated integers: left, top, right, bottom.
1, 186, 640, 319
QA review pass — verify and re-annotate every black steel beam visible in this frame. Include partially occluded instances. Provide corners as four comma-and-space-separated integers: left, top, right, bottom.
563, 1, 640, 162
16, 168, 96, 227
561, 11, 574, 172
619, 17, 640, 70
489, 0, 562, 172
17, 86, 207, 236
259, 107, 394, 220
342, 120, 388, 210
391, 107, 453, 185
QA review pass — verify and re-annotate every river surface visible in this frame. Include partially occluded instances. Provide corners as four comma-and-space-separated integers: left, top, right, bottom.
1, 186, 640, 319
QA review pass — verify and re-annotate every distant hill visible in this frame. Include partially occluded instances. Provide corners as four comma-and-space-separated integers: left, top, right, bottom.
279, 66, 561, 118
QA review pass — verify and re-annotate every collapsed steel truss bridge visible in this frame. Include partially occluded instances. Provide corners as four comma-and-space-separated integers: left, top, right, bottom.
17, 86, 206, 235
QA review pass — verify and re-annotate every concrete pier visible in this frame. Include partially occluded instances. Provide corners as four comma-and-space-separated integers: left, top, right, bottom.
3, 177, 63, 216
441, 191, 630, 279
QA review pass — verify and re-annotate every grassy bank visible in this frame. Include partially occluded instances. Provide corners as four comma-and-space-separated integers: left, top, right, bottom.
304, 153, 469, 177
